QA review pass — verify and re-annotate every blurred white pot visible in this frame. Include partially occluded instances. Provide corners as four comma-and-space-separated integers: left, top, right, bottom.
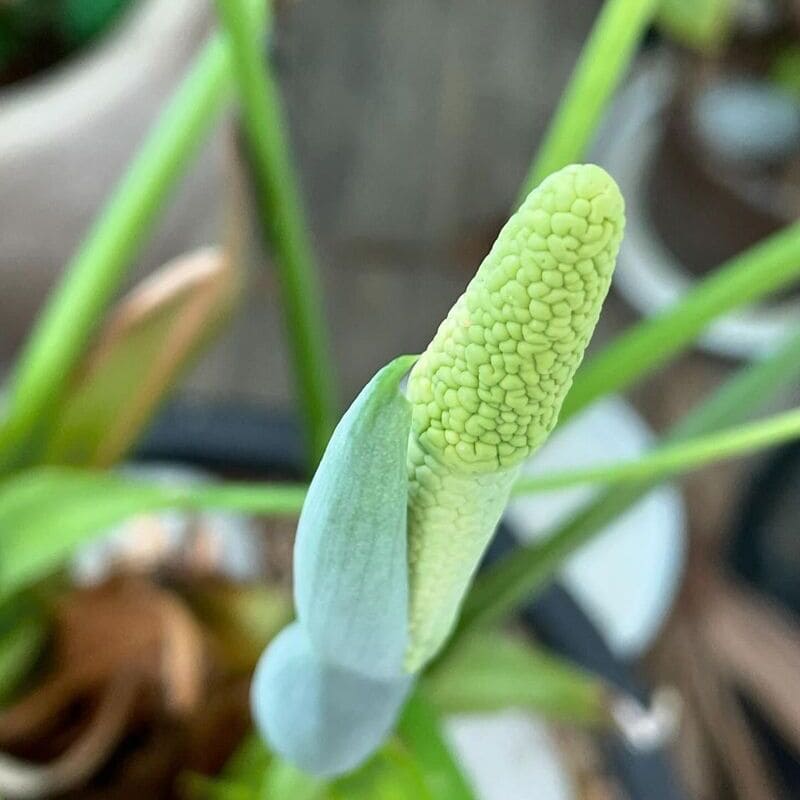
448, 712, 575, 800
0, 0, 223, 365
506, 396, 687, 659
594, 55, 800, 361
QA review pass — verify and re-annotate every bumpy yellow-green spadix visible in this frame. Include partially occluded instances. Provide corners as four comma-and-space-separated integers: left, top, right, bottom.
405, 163, 625, 670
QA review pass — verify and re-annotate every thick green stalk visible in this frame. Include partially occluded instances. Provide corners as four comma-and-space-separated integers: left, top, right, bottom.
562, 220, 800, 423
520, 0, 659, 199
214, 0, 337, 467
458, 326, 800, 635
0, 1, 266, 471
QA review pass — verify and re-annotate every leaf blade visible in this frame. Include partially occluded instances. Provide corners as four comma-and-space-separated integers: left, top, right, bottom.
42, 247, 239, 468
426, 632, 607, 725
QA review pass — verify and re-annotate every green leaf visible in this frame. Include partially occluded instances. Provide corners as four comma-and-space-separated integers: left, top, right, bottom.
0, 600, 46, 707
771, 45, 800, 100
520, 0, 660, 196
657, 0, 736, 52
561, 221, 800, 423
331, 741, 433, 800
0, 468, 304, 599
222, 734, 272, 787
458, 326, 800, 636
42, 248, 238, 468
425, 632, 607, 725
395, 691, 476, 800
512, 405, 800, 495
181, 773, 258, 800
0, 0, 267, 474
261, 759, 326, 800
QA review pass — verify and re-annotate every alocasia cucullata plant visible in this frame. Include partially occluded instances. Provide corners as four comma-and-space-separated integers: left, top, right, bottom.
251, 162, 625, 775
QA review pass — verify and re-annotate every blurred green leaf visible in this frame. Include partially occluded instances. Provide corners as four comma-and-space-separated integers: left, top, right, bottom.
395, 691, 476, 800
771, 45, 800, 99
42, 247, 239, 469
521, 0, 659, 195
262, 760, 326, 800
658, 0, 736, 52
214, 0, 336, 467
0, 0, 267, 474
181, 773, 257, 800
0, 468, 304, 599
0, 600, 46, 707
426, 632, 607, 725
330, 741, 432, 800
222, 734, 272, 786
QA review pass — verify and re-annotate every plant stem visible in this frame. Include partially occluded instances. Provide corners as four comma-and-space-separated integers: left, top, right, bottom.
213, 0, 337, 468
519, 0, 659, 200
562, 220, 800, 423
513, 405, 800, 495
396, 690, 477, 800
0, 1, 266, 472
458, 326, 800, 636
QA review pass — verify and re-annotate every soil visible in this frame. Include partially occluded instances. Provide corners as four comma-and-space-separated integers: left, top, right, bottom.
0, 490, 298, 799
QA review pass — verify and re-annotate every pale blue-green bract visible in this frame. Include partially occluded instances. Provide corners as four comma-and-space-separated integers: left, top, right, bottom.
251, 622, 413, 777
294, 355, 417, 679
252, 356, 417, 776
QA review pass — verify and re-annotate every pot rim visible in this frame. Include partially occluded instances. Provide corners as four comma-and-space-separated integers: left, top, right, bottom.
594, 51, 800, 361
0, 0, 204, 154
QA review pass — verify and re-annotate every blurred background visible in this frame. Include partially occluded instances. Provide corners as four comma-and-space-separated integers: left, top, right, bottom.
1, 1, 800, 798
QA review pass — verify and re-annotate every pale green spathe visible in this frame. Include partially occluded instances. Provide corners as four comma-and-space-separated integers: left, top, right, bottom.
294, 356, 416, 679
251, 623, 413, 777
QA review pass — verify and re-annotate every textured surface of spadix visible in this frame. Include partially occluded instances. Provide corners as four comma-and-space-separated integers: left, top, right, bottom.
294, 356, 415, 679
251, 623, 413, 777
405, 164, 625, 670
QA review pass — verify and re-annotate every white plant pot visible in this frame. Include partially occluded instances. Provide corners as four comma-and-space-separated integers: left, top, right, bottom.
0, 0, 224, 366
593, 55, 800, 361
506, 396, 686, 659
448, 712, 576, 800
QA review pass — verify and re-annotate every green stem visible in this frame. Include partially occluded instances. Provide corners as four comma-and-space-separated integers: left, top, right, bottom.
457, 326, 800, 636
213, 0, 337, 468
519, 0, 659, 200
513, 405, 800, 495
0, 1, 266, 472
562, 220, 800, 423
396, 690, 476, 800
